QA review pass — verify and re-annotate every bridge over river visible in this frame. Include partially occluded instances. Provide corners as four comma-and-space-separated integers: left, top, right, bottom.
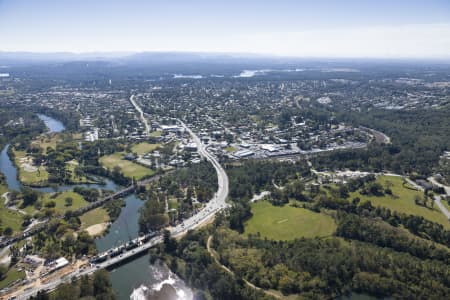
8, 117, 230, 299
0, 173, 168, 248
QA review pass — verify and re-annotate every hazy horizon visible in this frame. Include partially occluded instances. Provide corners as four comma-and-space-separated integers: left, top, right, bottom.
1, 0, 450, 59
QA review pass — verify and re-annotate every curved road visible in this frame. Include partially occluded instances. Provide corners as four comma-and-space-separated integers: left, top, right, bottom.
170, 119, 229, 237
428, 176, 450, 219
14, 119, 229, 300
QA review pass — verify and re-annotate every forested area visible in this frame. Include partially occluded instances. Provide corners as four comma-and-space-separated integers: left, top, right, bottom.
212, 228, 450, 299
335, 213, 450, 262
167, 161, 218, 202
150, 230, 274, 300
155, 220, 450, 300
31, 219, 97, 259
0, 107, 46, 149
314, 194, 450, 247
16, 135, 130, 186
226, 160, 310, 201
31, 270, 116, 300
33, 106, 80, 131
139, 189, 169, 232
138, 162, 217, 232
154, 160, 450, 299
313, 106, 450, 177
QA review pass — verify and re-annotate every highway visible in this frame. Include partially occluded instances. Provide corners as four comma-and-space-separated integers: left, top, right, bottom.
14, 120, 229, 300
129, 94, 150, 136
170, 118, 230, 237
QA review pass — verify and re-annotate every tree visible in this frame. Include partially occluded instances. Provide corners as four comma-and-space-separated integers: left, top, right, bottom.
339, 185, 350, 198
414, 195, 422, 205
22, 187, 39, 207
45, 201, 56, 208
163, 229, 177, 253
139, 196, 168, 232
22, 214, 32, 227
65, 197, 73, 207
32, 290, 50, 300
79, 275, 94, 297
54, 282, 80, 300
10, 245, 20, 264
3, 227, 13, 236
93, 269, 113, 295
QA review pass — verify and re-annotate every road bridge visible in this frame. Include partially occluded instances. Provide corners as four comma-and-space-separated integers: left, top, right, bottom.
8, 119, 230, 299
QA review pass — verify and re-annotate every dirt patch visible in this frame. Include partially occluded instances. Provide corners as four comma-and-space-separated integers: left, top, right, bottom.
85, 223, 109, 236
22, 163, 38, 172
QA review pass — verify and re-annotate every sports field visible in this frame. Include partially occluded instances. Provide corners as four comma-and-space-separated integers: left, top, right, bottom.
100, 152, 155, 179
131, 142, 160, 155
244, 200, 336, 240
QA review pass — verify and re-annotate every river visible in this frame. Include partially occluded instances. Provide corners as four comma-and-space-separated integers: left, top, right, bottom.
95, 194, 193, 300
0, 115, 386, 299
36, 114, 66, 133
0, 113, 66, 191
0, 114, 192, 300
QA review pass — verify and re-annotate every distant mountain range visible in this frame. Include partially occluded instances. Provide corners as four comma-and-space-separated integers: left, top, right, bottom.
1, 51, 447, 69
0, 51, 288, 65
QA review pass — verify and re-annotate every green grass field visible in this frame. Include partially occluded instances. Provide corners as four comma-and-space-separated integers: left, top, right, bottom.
0, 202, 24, 233
0, 185, 24, 233
131, 142, 161, 155
13, 149, 48, 185
0, 267, 25, 290
43, 191, 88, 214
351, 175, 450, 229
100, 152, 155, 179
79, 207, 110, 229
21, 191, 89, 215
168, 198, 179, 210
244, 201, 336, 240
149, 130, 162, 137
224, 146, 236, 153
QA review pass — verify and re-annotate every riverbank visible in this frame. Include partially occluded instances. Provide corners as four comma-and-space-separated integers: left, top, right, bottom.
0, 114, 196, 299
86, 222, 110, 237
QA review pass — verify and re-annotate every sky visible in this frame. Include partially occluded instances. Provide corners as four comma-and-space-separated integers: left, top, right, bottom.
0, 0, 449, 58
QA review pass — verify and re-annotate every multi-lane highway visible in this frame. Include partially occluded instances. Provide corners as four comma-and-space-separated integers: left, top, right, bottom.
164, 119, 230, 237
13, 120, 229, 300
129, 94, 150, 135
